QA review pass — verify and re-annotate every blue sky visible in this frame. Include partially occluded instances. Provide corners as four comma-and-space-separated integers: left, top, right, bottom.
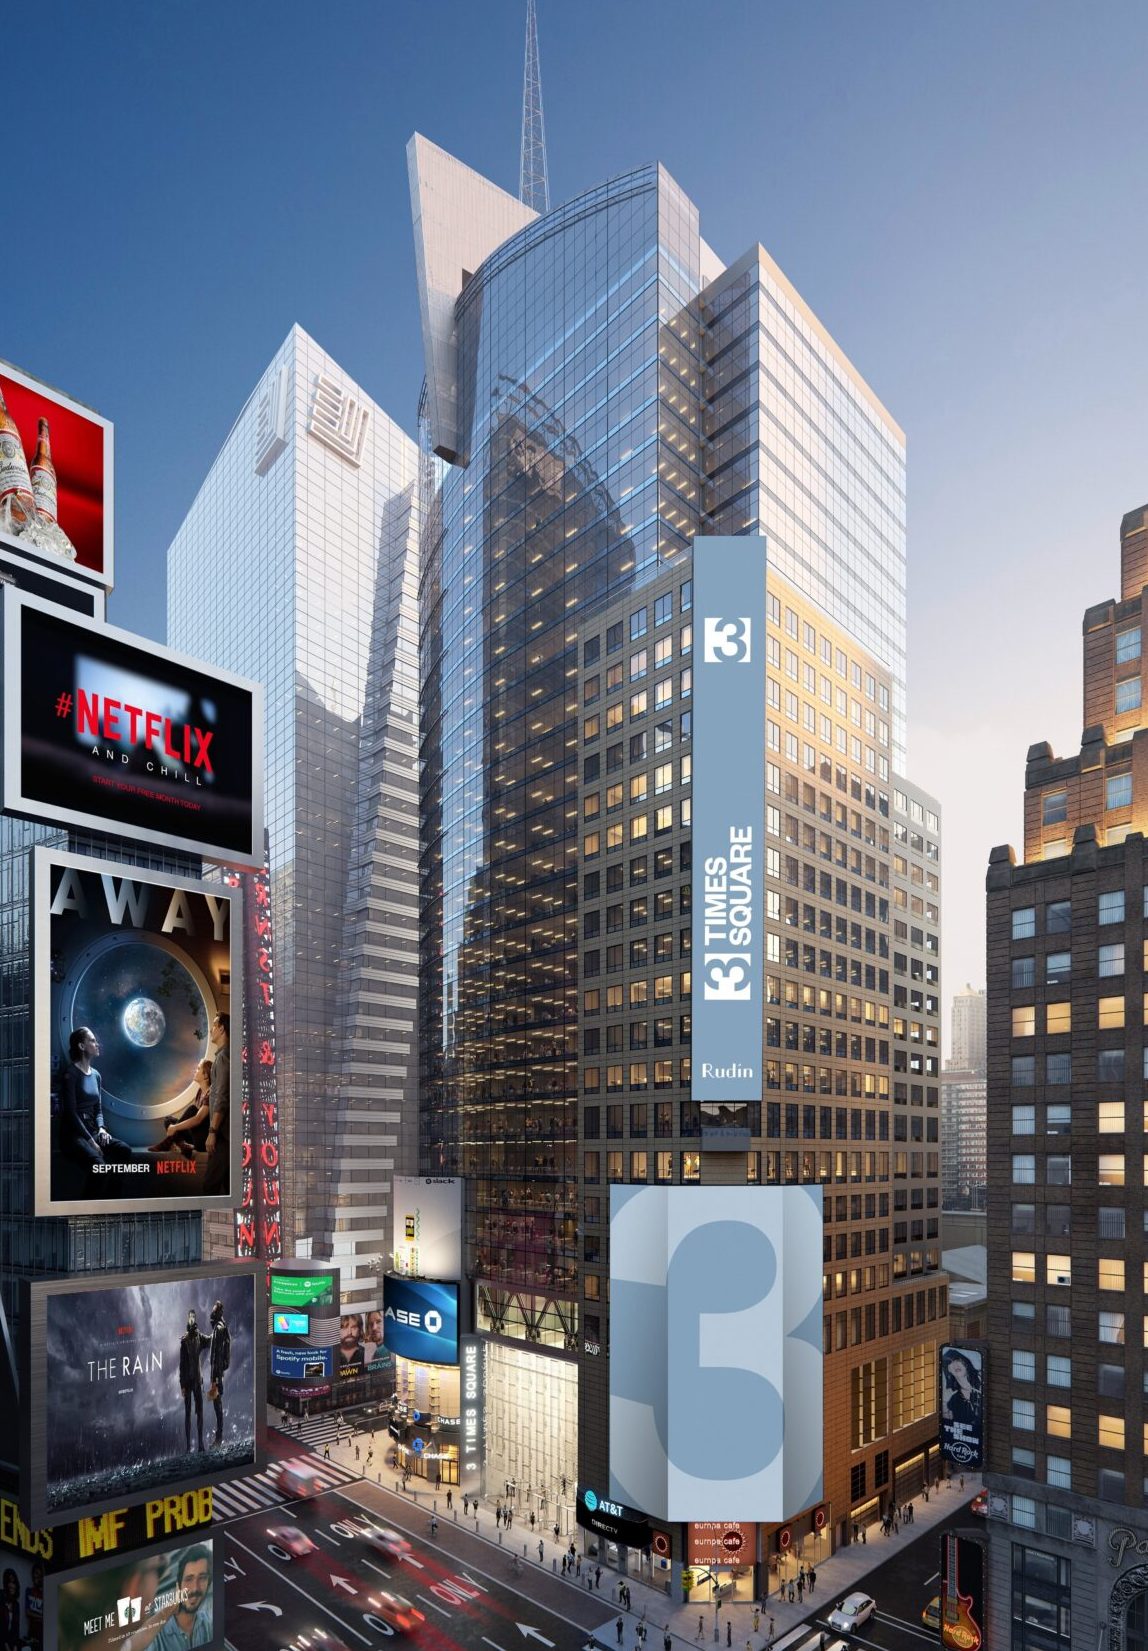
11, 1, 1148, 1005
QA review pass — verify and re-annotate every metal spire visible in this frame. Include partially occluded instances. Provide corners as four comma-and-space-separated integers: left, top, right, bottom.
519, 0, 550, 213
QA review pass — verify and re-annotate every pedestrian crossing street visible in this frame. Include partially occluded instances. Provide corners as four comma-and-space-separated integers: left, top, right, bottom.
210, 1449, 358, 1523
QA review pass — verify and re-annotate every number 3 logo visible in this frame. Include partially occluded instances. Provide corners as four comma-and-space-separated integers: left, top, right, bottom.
703, 617, 752, 663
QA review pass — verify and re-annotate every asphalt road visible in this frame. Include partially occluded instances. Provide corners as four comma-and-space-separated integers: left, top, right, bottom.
222, 1479, 616, 1651
800, 1503, 981, 1651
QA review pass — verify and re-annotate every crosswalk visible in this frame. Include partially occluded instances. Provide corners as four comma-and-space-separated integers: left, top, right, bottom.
272, 1411, 354, 1450
210, 1454, 358, 1523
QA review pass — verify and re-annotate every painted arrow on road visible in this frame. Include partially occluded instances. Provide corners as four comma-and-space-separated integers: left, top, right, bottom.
331, 1574, 358, 1594
238, 1600, 284, 1616
517, 1627, 555, 1646
398, 1552, 425, 1569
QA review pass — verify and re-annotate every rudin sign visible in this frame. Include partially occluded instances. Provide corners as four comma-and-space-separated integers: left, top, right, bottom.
692, 535, 767, 1104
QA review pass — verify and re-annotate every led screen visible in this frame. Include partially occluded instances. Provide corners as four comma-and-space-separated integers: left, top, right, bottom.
381, 1276, 460, 1366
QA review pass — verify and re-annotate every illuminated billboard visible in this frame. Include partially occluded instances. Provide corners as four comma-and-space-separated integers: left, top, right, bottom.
53, 1535, 224, 1651
687, 1523, 757, 1566
0, 358, 113, 589
382, 1276, 460, 1367
939, 1343, 984, 1471
691, 535, 767, 1116
940, 1532, 984, 1650
2, 589, 263, 864
391, 1177, 463, 1279
21, 1263, 264, 1527
609, 1185, 822, 1521
31, 847, 240, 1217
268, 1271, 336, 1310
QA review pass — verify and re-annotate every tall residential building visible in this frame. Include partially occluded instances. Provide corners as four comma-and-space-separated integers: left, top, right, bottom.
167, 326, 420, 1309
413, 135, 945, 1573
985, 504, 1148, 1647
951, 983, 987, 1073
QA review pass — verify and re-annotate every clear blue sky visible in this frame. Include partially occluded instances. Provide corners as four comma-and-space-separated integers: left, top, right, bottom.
11, 0, 1148, 1010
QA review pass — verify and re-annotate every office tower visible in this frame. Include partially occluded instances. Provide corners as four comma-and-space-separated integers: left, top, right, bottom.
985, 504, 1148, 1646
413, 133, 945, 1572
951, 983, 987, 1073
167, 326, 420, 1310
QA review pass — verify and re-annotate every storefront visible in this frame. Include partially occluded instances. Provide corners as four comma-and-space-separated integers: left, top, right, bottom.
687, 1523, 757, 1603
483, 1341, 577, 1528
576, 1486, 653, 1580
389, 1358, 462, 1482
893, 1442, 942, 1503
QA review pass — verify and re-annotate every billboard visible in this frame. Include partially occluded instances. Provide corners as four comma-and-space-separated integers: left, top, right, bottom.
32, 847, 241, 1217
459, 1336, 484, 1494
939, 1344, 984, 1470
940, 1532, 984, 1651
609, 1185, 822, 1522
382, 1276, 460, 1367
687, 1523, 757, 1567
2, 589, 264, 864
268, 1271, 336, 1310
692, 535, 767, 1106
0, 358, 113, 589
391, 1176, 463, 1280
271, 1345, 333, 1381
21, 1263, 263, 1527
223, 851, 282, 1259
0, 1488, 214, 1574
53, 1536, 223, 1651
0, 542, 105, 620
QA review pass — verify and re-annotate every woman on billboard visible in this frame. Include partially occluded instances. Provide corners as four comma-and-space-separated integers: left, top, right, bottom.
58, 1027, 135, 1173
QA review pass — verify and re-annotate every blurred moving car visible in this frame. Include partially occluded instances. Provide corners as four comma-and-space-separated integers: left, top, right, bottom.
970, 1489, 988, 1517
361, 1525, 413, 1560
266, 1523, 319, 1560
826, 1592, 876, 1633
372, 1592, 426, 1632
273, 1458, 326, 1499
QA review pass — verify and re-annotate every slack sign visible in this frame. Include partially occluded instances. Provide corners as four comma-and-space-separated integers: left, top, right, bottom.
381, 1275, 460, 1366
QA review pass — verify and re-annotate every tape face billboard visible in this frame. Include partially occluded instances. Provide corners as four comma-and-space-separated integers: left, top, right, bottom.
53, 1535, 224, 1651
32, 847, 240, 1216
692, 535, 767, 1108
382, 1276, 460, 1366
0, 358, 113, 588
22, 1264, 263, 1526
609, 1185, 822, 1522
2, 589, 263, 864
391, 1177, 463, 1279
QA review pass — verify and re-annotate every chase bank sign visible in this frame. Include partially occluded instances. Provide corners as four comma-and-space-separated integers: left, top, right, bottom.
381, 1274, 460, 1367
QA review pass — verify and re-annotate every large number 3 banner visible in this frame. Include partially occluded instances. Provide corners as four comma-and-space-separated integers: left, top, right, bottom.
609, 1185, 823, 1521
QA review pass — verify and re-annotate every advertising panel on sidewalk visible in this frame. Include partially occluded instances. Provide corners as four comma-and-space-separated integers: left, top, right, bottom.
691, 534, 767, 1119
381, 1276, 460, 1366
52, 1534, 224, 1651
609, 1184, 823, 1521
0, 358, 114, 589
938, 1344, 985, 1471
31, 847, 241, 1217
21, 1263, 264, 1527
391, 1177, 463, 1280
2, 589, 264, 864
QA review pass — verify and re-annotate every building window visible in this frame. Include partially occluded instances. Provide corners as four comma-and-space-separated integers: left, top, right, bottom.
1046, 1000, 1071, 1034
1098, 1049, 1124, 1083
1013, 1350, 1036, 1381
1116, 626, 1142, 663
1107, 773, 1133, 811
1117, 677, 1142, 713
1042, 790, 1068, 825
1099, 1258, 1126, 1291
1046, 900, 1072, 934
1011, 1544, 1070, 1649
1012, 1105, 1035, 1134
1099, 1414, 1126, 1450
1045, 950, 1072, 984
1046, 1155, 1071, 1186
1012, 1252, 1036, 1283
1099, 1154, 1126, 1186
1047, 1355, 1072, 1388
1012, 1005, 1035, 1037
1099, 1311, 1126, 1344
1099, 1100, 1125, 1133
1099, 890, 1126, 924
1013, 1155, 1036, 1184
1012, 1057, 1035, 1087
1046, 1304, 1071, 1337
1047, 1455, 1071, 1490
1012, 907, 1036, 939
1098, 997, 1125, 1030
1012, 1398, 1036, 1430
1012, 956, 1035, 988
1046, 1254, 1072, 1287
1046, 1405, 1072, 1440
1099, 1206, 1126, 1238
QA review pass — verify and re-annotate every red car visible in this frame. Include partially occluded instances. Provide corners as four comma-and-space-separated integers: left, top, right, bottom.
970, 1489, 988, 1517
267, 1524, 319, 1560
372, 1592, 426, 1632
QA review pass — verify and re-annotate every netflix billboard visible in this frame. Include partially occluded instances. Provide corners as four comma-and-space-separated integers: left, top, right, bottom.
21, 1263, 264, 1528
0, 358, 113, 590
2, 590, 263, 864
31, 847, 241, 1217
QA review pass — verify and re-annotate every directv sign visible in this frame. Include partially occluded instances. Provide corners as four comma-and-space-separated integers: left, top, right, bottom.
576, 1485, 651, 1551
382, 1275, 460, 1366
692, 535, 767, 1104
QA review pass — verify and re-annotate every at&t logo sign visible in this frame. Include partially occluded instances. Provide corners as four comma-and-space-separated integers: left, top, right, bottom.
703, 617, 752, 664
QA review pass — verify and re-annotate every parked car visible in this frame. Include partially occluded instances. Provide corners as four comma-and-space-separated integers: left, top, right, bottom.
266, 1524, 319, 1560
826, 1592, 876, 1633
922, 1595, 941, 1628
970, 1489, 988, 1517
361, 1525, 412, 1561
372, 1592, 426, 1632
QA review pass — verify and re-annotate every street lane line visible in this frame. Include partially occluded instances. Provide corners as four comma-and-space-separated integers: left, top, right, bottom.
227, 1532, 372, 1647
315, 1529, 339, 1545
419, 1593, 453, 1617
483, 1639, 508, 1651
364, 1559, 392, 1579
875, 1612, 937, 1643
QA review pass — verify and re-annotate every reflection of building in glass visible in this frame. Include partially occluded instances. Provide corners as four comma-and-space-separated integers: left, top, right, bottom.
413, 133, 934, 1561
985, 505, 1148, 1648
168, 327, 420, 1302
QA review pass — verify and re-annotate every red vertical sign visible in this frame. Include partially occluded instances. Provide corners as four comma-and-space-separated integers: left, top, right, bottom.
225, 835, 282, 1259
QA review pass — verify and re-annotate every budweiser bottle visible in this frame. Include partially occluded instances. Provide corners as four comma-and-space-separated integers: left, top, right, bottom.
29, 418, 58, 524
0, 384, 34, 529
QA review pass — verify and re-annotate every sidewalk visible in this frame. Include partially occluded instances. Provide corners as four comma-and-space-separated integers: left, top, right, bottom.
268, 1410, 980, 1650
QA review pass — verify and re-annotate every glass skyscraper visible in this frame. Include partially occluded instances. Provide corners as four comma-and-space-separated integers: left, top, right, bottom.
167, 325, 420, 1304
412, 133, 928, 1559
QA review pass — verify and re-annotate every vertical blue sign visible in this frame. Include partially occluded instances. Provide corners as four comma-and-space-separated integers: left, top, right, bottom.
692, 535, 767, 1104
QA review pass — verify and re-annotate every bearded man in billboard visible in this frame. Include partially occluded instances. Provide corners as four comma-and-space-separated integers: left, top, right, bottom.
155, 1546, 213, 1650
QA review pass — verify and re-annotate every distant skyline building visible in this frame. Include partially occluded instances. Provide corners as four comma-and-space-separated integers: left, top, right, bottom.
412, 130, 939, 1572
167, 325, 420, 1317
950, 982, 987, 1073
985, 504, 1148, 1646
942, 984, 987, 1211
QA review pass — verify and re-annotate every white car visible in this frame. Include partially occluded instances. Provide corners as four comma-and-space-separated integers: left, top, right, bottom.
826, 1592, 876, 1633
361, 1525, 412, 1560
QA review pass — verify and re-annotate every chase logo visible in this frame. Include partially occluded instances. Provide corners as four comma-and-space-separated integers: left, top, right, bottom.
385, 1305, 443, 1335
702, 955, 751, 1001
703, 617, 752, 664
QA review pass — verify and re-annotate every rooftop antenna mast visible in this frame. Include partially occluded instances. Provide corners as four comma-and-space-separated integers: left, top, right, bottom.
519, 0, 550, 213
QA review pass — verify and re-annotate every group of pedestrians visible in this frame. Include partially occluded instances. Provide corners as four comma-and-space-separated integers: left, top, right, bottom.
880, 1500, 915, 1536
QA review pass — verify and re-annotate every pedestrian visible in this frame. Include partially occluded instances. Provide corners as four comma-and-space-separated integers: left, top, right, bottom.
665, 1634, 672, 1651
508, 1509, 514, 1530
562, 1557, 568, 1576
787, 1583, 794, 1605
768, 1619, 774, 1642
539, 1541, 545, 1563
562, 1476, 568, 1496
576, 1556, 582, 1577
696, 1618, 704, 1642
959, 1474, 965, 1491
808, 1567, 816, 1595
852, 1521, 858, 1542
746, 1640, 752, 1651
753, 1610, 760, 1633
463, 1494, 469, 1516
924, 1485, 930, 1504
861, 1525, 866, 1544
725, 1623, 731, 1648
530, 1510, 536, 1530
617, 1620, 625, 1646
554, 1523, 561, 1543
430, 1514, 438, 1537
447, 1488, 453, 1510
596, 1566, 603, 1590
796, 1575, 804, 1601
